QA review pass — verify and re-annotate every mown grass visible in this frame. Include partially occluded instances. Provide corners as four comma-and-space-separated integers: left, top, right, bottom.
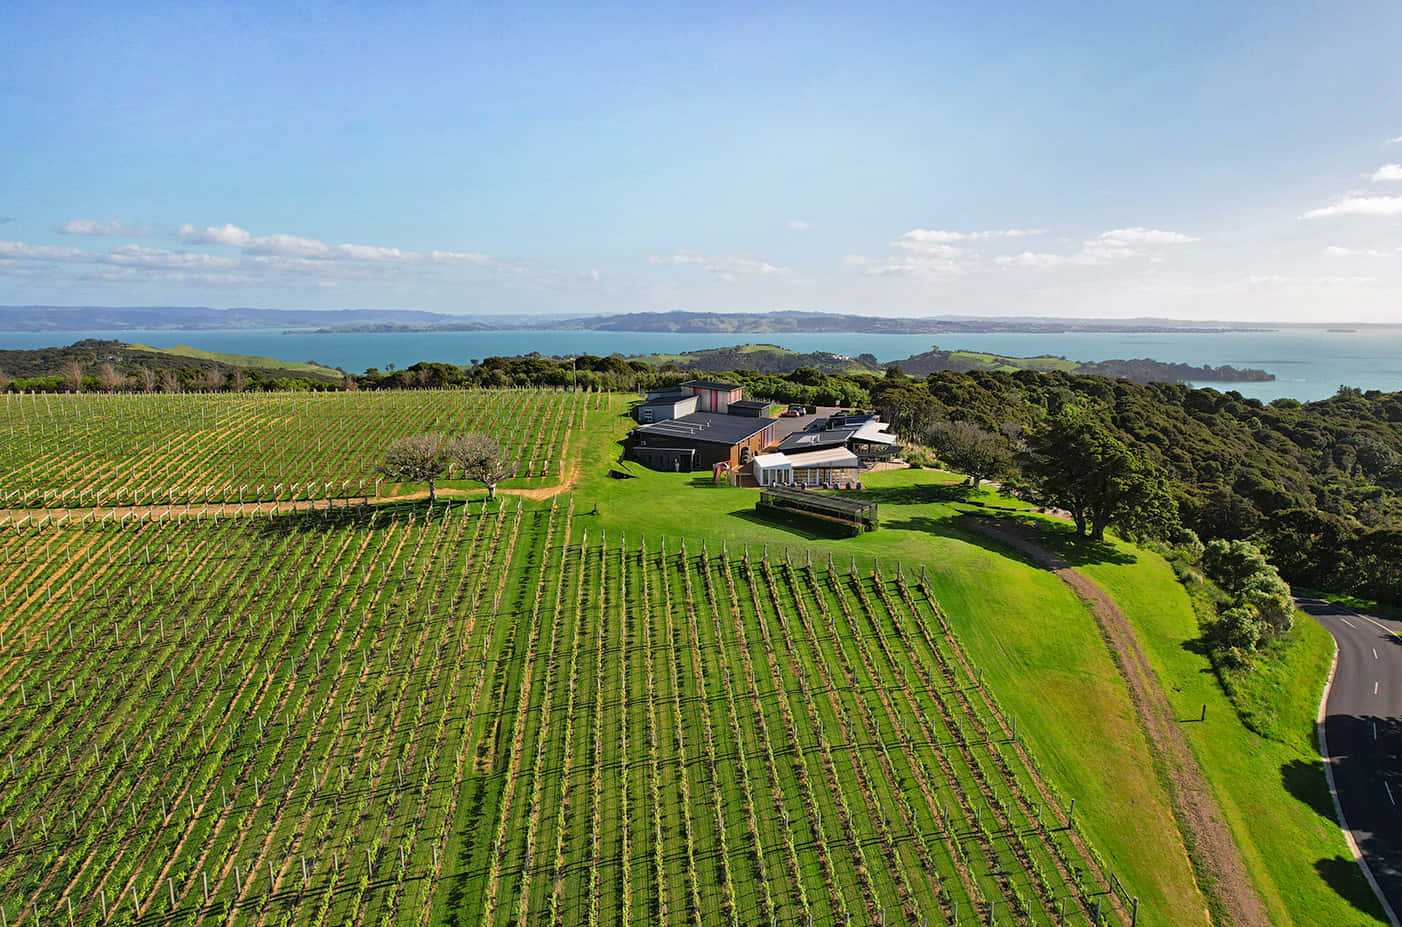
1024, 518, 1387, 926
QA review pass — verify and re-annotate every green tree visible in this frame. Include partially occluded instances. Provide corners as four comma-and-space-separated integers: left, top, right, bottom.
925, 419, 1015, 488
1020, 411, 1177, 540
1202, 538, 1294, 638
377, 434, 448, 502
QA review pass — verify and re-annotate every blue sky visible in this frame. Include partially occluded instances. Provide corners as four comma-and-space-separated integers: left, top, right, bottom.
2, 0, 1400, 321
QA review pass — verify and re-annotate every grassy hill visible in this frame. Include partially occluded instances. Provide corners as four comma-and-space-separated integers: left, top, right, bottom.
626, 342, 1272, 384
128, 342, 343, 376
0, 338, 343, 387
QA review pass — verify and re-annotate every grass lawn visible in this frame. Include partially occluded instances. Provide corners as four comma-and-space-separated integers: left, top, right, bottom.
567, 409, 1210, 926
1025, 519, 1388, 926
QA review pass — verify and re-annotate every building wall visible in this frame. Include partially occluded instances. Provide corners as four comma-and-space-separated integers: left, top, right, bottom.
634, 421, 772, 472
792, 465, 859, 486
691, 386, 743, 414
634, 394, 698, 423
724, 425, 774, 470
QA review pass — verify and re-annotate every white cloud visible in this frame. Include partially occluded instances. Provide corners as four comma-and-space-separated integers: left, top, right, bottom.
893, 228, 1043, 250
649, 249, 785, 279
1, 240, 236, 270
1247, 274, 1378, 287
1324, 245, 1392, 257
1, 222, 509, 289
98, 244, 238, 270
995, 252, 1068, 269
1371, 163, 1402, 182
242, 232, 330, 258
786, 219, 811, 231
178, 223, 253, 247
1074, 241, 1143, 263
1096, 227, 1198, 245
59, 218, 159, 237
0, 240, 88, 261
993, 227, 1193, 270
424, 249, 496, 266
1302, 194, 1402, 218
844, 253, 968, 280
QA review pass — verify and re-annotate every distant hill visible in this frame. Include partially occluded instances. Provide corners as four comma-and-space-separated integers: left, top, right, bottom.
550, 310, 1264, 335
0, 339, 342, 385
892, 346, 1273, 383
630, 344, 880, 375
628, 343, 1274, 385
0, 305, 1280, 335
0, 306, 466, 332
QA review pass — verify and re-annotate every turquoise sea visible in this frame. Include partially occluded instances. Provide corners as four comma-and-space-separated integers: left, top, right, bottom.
5, 326, 1402, 403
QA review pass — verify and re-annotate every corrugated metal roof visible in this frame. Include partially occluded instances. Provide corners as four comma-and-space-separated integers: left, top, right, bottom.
785, 447, 859, 468
852, 420, 898, 444
634, 412, 772, 445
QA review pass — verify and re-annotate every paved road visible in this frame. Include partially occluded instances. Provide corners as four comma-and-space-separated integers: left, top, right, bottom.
1300, 596, 1402, 925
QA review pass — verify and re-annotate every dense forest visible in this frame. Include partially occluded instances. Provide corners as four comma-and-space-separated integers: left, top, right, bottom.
867, 369, 1402, 606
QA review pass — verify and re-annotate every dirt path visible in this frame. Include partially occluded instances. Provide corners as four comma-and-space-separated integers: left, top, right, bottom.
0, 467, 584, 524
966, 518, 1269, 927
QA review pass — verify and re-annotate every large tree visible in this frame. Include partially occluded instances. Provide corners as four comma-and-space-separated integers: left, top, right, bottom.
378, 434, 449, 502
446, 433, 516, 499
1020, 411, 1177, 541
62, 360, 84, 393
95, 362, 125, 393
925, 419, 1014, 488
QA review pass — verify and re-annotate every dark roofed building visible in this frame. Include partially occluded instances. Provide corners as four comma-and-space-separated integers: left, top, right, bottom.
776, 412, 901, 462
630, 412, 776, 471
727, 399, 773, 417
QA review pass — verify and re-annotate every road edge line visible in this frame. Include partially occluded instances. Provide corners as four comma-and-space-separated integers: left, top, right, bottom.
1316, 631, 1402, 927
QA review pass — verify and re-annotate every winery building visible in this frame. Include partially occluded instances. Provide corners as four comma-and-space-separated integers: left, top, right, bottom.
630, 413, 776, 472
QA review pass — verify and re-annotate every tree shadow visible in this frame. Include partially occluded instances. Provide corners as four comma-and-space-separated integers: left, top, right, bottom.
730, 506, 852, 541
1314, 855, 1391, 922
1281, 757, 1338, 822
1017, 518, 1137, 567
1177, 636, 1223, 683
852, 482, 975, 506
883, 514, 1054, 571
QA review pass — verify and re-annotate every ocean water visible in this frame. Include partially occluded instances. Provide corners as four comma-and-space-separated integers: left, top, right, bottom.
4, 326, 1402, 403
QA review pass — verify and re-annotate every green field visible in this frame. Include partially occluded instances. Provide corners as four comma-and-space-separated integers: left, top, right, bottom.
0, 389, 596, 507
126, 344, 346, 378
0, 390, 1360, 925
0, 496, 1138, 925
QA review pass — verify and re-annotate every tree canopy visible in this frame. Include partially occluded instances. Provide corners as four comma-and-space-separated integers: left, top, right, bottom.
1019, 411, 1178, 541
377, 434, 448, 502
446, 433, 516, 499
925, 419, 1015, 488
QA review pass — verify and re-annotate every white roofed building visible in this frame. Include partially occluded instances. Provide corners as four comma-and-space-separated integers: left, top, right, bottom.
752, 447, 860, 487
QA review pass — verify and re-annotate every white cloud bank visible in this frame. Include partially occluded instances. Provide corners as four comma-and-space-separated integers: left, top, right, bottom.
58, 219, 159, 237
649, 249, 786, 281
1302, 194, 1402, 218
1371, 164, 1402, 182
2, 219, 512, 291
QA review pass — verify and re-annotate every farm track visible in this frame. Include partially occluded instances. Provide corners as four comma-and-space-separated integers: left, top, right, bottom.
967, 518, 1268, 927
